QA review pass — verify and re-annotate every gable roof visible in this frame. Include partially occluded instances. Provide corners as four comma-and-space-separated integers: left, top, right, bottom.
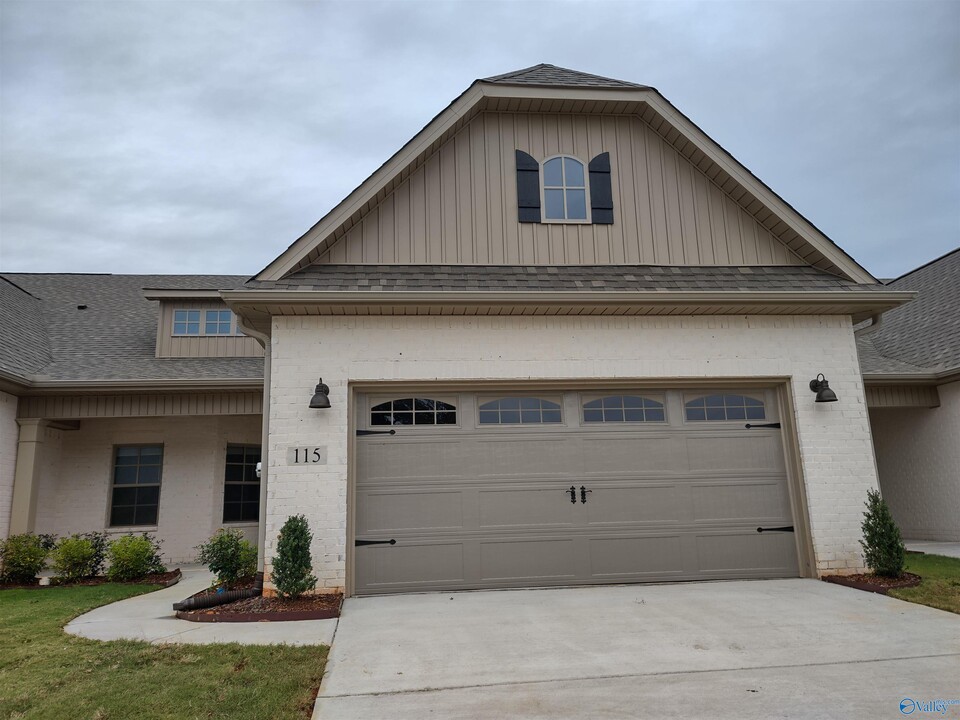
858, 248, 960, 379
0, 273, 262, 387
254, 65, 878, 285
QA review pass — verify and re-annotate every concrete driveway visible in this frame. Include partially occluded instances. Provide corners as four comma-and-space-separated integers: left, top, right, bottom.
314, 579, 960, 719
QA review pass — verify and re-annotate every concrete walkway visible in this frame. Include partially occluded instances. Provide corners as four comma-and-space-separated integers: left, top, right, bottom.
65, 566, 336, 646
314, 579, 960, 720
906, 540, 960, 559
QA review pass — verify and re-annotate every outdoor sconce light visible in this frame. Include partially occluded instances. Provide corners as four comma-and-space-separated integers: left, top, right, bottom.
309, 378, 331, 409
809, 373, 839, 403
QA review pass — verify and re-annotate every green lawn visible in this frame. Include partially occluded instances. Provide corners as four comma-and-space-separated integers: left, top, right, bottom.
0, 584, 328, 720
888, 553, 960, 615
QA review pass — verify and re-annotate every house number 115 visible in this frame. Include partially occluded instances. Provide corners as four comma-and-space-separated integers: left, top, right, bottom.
286, 446, 327, 465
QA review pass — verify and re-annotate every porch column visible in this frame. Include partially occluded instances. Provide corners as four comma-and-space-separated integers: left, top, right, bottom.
9, 419, 47, 535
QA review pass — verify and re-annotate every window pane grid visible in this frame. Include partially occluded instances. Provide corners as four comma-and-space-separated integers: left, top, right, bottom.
370, 398, 457, 426
223, 444, 261, 523
684, 394, 766, 422
173, 308, 238, 336
478, 397, 562, 424
110, 445, 162, 527
543, 156, 587, 220
583, 396, 665, 423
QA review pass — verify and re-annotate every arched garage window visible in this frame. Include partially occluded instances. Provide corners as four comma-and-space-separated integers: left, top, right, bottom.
583, 395, 665, 423
685, 394, 765, 422
371, 398, 457, 426
479, 397, 562, 425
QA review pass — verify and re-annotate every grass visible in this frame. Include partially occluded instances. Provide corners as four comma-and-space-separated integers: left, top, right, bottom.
888, 553, 960, 615
0, 583, 328, 720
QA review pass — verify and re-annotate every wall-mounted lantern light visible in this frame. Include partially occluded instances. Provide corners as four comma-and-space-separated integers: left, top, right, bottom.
309, 378, 331, 409
809, 374, 838, 403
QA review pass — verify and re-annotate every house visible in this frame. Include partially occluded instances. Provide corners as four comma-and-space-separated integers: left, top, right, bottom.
1, 65, 918, 595
859, 249, 960, 542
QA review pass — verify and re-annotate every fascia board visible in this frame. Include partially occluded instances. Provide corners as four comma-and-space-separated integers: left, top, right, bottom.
141, 289, 227, 300
18, 378, 264, 394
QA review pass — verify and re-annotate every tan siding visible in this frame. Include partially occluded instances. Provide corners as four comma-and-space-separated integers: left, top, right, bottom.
18, 392, 263, 420
157, 301, 264, 358
865, 385, 940, 409
315, 112, 807, 267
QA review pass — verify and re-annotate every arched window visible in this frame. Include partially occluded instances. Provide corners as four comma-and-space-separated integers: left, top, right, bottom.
542, 156, 588, 221
582, 396, 665, 423
684, 394, 765, 422
478, 397, 562, 425
371, 398, 457, 426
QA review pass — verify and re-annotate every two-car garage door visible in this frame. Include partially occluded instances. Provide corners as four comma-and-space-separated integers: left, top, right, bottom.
354, 388, 800, 596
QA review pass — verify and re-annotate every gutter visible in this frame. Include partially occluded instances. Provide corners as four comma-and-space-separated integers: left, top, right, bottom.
3, 376, 264, 394
862, 368, 960, 386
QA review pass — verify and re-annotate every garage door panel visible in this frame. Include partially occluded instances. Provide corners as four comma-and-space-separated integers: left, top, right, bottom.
360, 439, 464, 481
474, 438, 575, 477
357, 542, 465, 588
690, 481, 790, 522
478, 488, 576, 528
577, 436, 681, 473
357, 490, 463, 533
582, 484, 681, 525
588, 535, 685, 577
695, 532, 797, 573
685, 435, 782, 472
479, 539, 577, 581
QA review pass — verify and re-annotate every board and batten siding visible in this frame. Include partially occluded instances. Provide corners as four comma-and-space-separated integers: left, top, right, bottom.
315, 112, 806, 267
156, 301, 264, 358
17, 392, 263, 420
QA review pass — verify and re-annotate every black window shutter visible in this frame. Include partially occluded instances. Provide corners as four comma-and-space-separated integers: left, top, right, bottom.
589, 152, 614, 224
515, 150, 541, 223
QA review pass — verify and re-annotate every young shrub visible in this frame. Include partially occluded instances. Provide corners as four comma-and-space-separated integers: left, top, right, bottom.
107, 534, 166, 581
860, 488, 905, 578
82, 531, 109, 577
0, 533, 50, 584
51, 535, 97, 582
271, 515, 317, 599
196, 529, 258, 588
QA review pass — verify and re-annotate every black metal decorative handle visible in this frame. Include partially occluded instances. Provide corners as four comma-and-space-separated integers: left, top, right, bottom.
356, 429, 397, 436
355, 538, 397, 546
756, 526, 794, 533
580, 486, 593, 504
745, 423, 781, 429
567, 486, 577, 503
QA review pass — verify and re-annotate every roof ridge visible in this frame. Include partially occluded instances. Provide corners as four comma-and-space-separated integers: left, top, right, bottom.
481, 63, 647, 89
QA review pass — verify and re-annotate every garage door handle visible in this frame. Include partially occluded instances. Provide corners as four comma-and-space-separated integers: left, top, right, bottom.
567, 486, 577, 503
756, 526, 794, 533
580, 486, 592, 504
745, 423, 781, 429
357, 429, 397, 436
355, 539, 397, 546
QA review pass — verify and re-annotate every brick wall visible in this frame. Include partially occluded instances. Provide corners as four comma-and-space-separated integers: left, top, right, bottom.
0, 391, 17, 539
266, 314, 879, 592
32, 414, 262, 563
870, 380, 960, 542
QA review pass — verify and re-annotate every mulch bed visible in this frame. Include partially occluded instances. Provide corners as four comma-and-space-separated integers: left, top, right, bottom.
176, 591, 342, 623
0, 568, 182, 591
823, 571, 922, 595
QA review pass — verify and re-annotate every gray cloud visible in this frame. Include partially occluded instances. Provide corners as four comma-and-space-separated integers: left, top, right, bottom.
1, 0, 957, 278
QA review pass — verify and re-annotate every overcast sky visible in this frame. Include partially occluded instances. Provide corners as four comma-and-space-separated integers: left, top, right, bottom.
1, 0, 957, 279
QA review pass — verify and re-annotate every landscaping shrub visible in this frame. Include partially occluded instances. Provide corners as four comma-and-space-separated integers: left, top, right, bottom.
51, 535, 97, 581
107, 534, 166, 581
82, 531, 109, 577
272, 515, 317, 599
196, 529, 258, 587
0, 533, 49, 583
860, 488, 905, 578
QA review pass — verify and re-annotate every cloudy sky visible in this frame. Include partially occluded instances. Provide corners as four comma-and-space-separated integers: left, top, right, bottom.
1, 0, 957, 279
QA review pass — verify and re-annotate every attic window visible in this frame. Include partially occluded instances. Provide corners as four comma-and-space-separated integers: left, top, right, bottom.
173, 309, 242, 336
543, 156, 588, 222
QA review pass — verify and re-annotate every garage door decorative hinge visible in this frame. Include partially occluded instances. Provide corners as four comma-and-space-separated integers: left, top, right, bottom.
745, 423, 781, 429
356, 429, 397, 436
756, 526, 794, 533
355, 539, 397, 546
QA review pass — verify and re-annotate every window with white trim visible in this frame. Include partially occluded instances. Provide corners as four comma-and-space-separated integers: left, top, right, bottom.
109, 445, 163, 526
371, 398, 457, 426
479, 397, 562, 425
223, 444, 261, 522
542, 156, 589, 221
582, 395, 665, 423
684, 394, 766, 422
173, 308, 240, 336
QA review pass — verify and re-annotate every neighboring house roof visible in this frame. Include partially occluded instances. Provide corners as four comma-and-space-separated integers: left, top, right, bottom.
0, 277, 52, 379
247, 264, 884, 293
482, 63, 648, 89
858, 248, 960, 379
0, 273, 262, 386
254, 64, 878, 285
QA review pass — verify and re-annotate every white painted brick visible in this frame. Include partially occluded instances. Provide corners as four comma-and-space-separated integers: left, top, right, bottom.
0, 391, 17, 539
870, 380, 960, 541
264, 314, 880, 589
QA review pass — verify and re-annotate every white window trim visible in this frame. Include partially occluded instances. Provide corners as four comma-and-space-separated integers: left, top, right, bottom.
172, 308, 242, 337
540, 154, 591, 224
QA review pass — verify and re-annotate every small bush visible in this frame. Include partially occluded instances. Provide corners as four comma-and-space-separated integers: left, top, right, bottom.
196, 529, 258, 587
107, 534, 166, 581
51, 536, 97, 581
271, 515, 316, 599
860, 489, 905, 578
82, 531, 109, 577
0, 533, 49, 583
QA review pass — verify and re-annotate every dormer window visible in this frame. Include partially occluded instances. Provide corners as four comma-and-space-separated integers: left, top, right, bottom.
543, 156, 588, 222
173, 308, 241, 336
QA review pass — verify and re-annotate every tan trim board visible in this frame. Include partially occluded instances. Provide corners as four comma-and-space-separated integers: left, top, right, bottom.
142, 289, 230, 300
9, 378, 263, 395
776, 382, 816, 578
865, 385, 940, 409
17, 391, 264, 419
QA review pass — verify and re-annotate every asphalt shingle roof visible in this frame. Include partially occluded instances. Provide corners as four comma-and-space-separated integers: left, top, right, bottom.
0, 277, 51, 378
0, 274, 262, 383
249, 264, 879, 293
482, 63, 648, 90
857, 249, 960, 376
